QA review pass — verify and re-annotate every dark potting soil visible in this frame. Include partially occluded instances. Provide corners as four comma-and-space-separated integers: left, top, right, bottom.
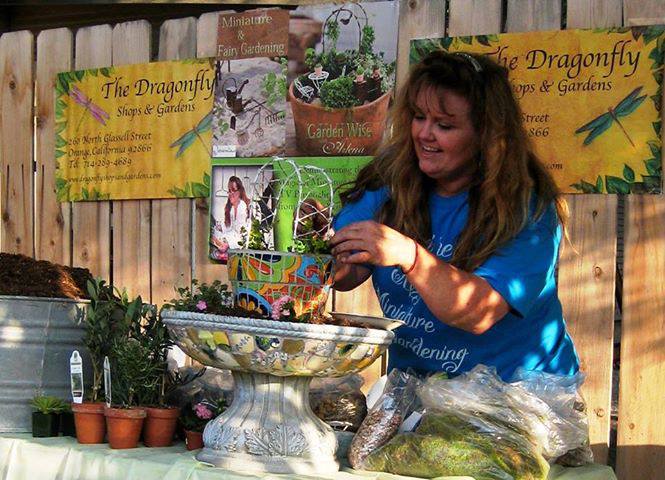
0, 252, 93, 299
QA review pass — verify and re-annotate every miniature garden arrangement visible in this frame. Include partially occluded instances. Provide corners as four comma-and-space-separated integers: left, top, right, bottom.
288, 4, 396, 156
161, 157, 397, 474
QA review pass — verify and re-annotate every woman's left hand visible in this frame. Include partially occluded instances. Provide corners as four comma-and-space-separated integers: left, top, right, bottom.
330, 220, 415, 270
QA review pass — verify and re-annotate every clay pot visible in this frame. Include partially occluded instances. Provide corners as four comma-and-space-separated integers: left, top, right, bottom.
184, 430, 204, 451
143, 407, 180, 447
104, 406, 146, 449
288, 81, 391, 156
71, 402, 106, 444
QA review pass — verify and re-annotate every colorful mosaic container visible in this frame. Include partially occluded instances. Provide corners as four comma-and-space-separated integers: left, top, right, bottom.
228, 249, 334, 319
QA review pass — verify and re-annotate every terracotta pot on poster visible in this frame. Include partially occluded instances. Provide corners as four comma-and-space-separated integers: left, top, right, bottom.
184, 430, 204, 451
71, 402, 106, 444
288, 82, 391, 156
143, 407, 180, 447
104, 406, 146, 449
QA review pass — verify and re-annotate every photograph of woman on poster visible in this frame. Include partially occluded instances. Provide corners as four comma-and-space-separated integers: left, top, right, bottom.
210, 172, 253, 263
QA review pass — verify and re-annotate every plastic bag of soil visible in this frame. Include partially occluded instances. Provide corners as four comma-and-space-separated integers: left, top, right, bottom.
347, 369, 421, 469
511, 368, 593, 466
362, 365, 591, 479
310, 374, 367, 432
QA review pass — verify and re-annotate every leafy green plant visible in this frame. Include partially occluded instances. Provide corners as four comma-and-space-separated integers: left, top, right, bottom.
179, 399, 226, 433
289, 216, 331, 254
109, 338, 162, 408
261, 58, 288, 108
31, 395, 68, 414
320, 76, 358, 109
238, 219, 270, 250
163, 280, 233, 316
297, 11, 395, 109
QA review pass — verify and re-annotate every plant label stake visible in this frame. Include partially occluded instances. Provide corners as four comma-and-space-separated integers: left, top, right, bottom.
103, 356, 111, 408
69, 350, 84, 404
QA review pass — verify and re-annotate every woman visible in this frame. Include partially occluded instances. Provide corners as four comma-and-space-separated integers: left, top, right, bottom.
331, 51, 579, 380
224, 176, 251, 235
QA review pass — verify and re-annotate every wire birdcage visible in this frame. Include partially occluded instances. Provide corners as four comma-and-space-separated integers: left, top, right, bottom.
248, 157, 334, 248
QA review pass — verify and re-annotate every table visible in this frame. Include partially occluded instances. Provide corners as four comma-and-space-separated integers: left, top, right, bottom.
0, 434, 617, 480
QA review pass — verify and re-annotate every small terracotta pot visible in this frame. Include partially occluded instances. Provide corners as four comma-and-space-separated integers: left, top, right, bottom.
184, 430, 204, 451
104, 406, 146, 449
143, 407, 180, 447
71, 402, 106, 444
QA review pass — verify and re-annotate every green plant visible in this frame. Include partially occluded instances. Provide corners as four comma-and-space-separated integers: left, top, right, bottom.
109, 338, 162, 408
179, 399, 226, 433
289, 216, 331, 254
31, 395, 68, 414
163, 280, 232, 316
320, 76, 358, 109
138, 310, 174, 407
261, 58, 288, 109
239, 219, 270, 250
298, 11, 395, 109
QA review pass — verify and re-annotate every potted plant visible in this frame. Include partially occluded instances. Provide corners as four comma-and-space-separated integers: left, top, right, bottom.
104, 335, 156, 449
179, 399, 226, 451
139, 311, 181, 448
229, 189, 335, 322
72, 278, 129, 444
31, 395, 68, 437
59, 403, 76, 437
289, 4, 395, 156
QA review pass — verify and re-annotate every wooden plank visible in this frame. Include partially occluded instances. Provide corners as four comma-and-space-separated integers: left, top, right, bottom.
505, 0, 561, 32
152, 17, 197, 307
0, 31, 34, 257
111, 20, 152, 300
617, 197, 665, 479
448, 0, 502, 38
558, 195, 617, 463
35, 28, 73, 266
72, 25, 112, 280
395, 0, 446, 89
623, 0, 665, 25
559, 0, 622, 465
617, 4, 665, 478
195, 11, 227, 286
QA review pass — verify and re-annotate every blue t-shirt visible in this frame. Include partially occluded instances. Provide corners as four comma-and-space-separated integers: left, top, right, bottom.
333, 187, 579, 381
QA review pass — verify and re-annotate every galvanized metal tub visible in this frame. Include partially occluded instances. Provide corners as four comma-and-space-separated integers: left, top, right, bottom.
0, 295, 90, 432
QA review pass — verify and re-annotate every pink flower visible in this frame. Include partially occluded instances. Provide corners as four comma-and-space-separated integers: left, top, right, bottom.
271, 295, 293, 320
194, 403, 213, 419
196, 300, 207, 311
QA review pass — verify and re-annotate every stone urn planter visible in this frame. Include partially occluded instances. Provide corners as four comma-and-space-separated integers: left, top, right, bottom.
0, 296, 91, 432
162, 310, 393, 474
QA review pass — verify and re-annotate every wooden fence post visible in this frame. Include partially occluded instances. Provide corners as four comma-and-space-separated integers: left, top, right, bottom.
72, 25, 112, 281
617, 2, 665, 478
111, 21, 152, 299
0, 31, 34, 257
35, 28, 73, 266
152, 17, 198, 307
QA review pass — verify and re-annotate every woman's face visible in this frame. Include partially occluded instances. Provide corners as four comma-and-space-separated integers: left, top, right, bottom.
410, 86, 479, 196
228, 180, 241, 205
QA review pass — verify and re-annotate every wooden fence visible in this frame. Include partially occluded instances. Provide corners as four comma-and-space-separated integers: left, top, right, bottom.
1, 1, 664, 478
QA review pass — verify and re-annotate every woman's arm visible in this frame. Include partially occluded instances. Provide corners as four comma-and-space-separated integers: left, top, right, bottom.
332, 257, 372, 292
330, 221, 509, 334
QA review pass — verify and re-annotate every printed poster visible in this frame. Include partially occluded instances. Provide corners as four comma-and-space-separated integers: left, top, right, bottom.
209, 156, 371, 263
286, 2, 399, 157
55, 58, 216, 201
212, 9, 289, 158
411, 26, 664, 194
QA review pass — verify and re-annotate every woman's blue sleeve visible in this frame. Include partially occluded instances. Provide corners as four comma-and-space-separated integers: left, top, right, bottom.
332, 187, 388, 231
473, 206, 561, 318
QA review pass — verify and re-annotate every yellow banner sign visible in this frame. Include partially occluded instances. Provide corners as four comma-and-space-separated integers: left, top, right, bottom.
55, 58, 215, 201
411, 27, 664, 194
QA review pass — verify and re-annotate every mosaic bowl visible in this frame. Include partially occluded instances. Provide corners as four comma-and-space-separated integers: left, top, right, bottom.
161, 310, 392, 377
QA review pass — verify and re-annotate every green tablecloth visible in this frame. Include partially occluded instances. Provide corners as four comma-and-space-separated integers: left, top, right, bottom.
0, 434, 616, 480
